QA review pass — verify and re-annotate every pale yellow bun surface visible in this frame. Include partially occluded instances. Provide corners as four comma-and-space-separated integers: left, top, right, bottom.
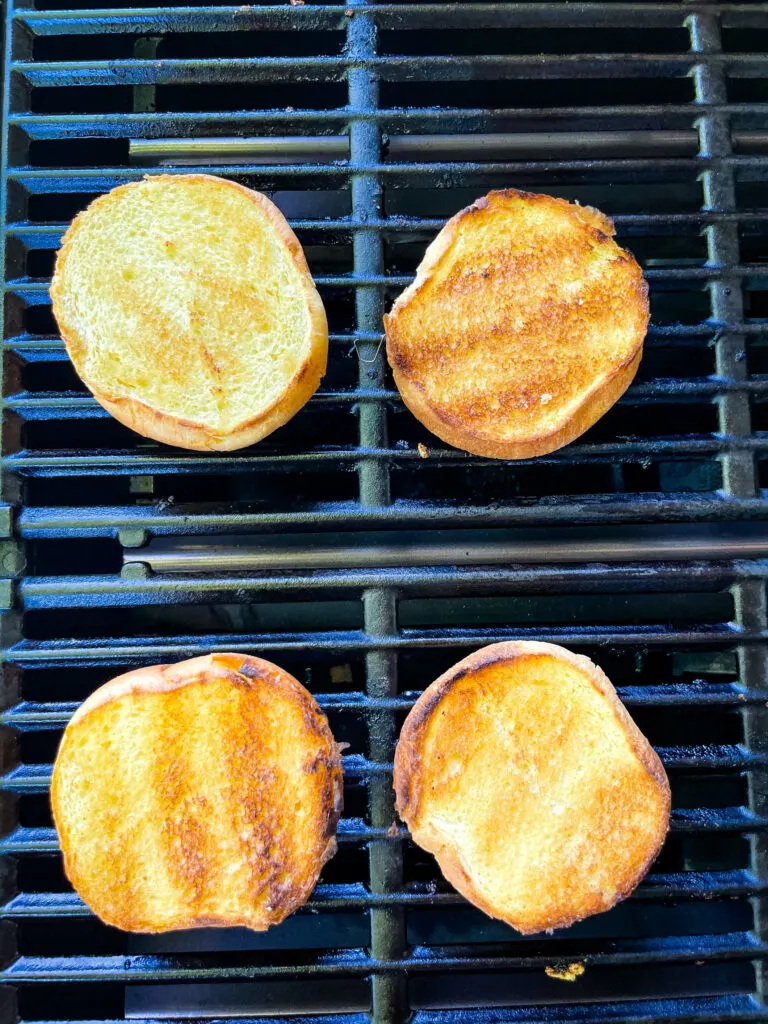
385, 190, 649, 459
394, 641, 670, 934
51, 174, 328, 451
51, 653, 343, 933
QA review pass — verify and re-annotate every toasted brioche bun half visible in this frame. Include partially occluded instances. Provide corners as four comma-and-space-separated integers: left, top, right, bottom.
385, 190, 649, 459
51, 174, 328, 451
51, 653, 343, 933
394, 642, 670, 934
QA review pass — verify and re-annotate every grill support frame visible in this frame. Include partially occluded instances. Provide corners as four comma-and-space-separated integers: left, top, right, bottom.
2, 2, 768, 1022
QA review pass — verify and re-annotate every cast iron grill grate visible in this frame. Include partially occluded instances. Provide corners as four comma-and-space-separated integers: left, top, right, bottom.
2, 2, 768, 1024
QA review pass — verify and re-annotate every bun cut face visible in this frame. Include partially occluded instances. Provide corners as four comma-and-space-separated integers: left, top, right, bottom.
51, 653, 344, 933
394, 641, 670, 934
385, 190, 648, 459
51, 174, 328, 451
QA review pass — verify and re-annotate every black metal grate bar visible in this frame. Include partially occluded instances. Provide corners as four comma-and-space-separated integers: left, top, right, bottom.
10, 105, 768, 142
5, 625, 768, 665
2, 932, 768, 984
348, 6, 406, 1022
7, 565, 768, 608
9, 495, 768, 537
6, 438, 768, 478
10, 4, 768, 34
3, 868, 768, 917
12, 54, 768, 88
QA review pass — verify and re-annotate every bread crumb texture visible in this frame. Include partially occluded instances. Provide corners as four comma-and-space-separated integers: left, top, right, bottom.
394, 642, 670, 934
385, 190, 648, 454
52, 174, 325, 442
51, 653, 343, 933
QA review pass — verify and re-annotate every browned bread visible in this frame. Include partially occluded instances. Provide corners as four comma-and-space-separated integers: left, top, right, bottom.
51, 174, 328, 451
51, 653, 343, 933
394, 641, 670, 934
384, 190, 649, 459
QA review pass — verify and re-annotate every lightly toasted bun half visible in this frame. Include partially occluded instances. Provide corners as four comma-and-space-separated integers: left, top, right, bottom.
394, 641, 671, 935
51, 653, 344, 933
51, 174, 328, 451
384, 190, 649, 459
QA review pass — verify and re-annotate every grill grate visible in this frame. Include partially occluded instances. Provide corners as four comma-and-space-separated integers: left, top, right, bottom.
3, 2, 768, 1024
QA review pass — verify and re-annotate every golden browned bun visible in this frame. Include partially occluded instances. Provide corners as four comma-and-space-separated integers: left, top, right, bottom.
384, 190, 649, 459
51, 653, 343, 933
394, 641, 670, 935
51, 174, 328, 451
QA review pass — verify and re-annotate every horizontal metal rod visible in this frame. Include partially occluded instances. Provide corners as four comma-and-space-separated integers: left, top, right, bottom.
12, 53, 768, 90
14, 3, 768, 35
18, 565, 741, 606
2, 870, 763, 919
11, 103, 768, 140
2, 625, 763, 670
3, 933, 767, 984
133, 134, 351, 165
130, 130, 768, 166
0, 386, 764, 424
8, 210, 768, 250
137, 523, 768, 573
4, 436, 768, 478
13, 565, 764, 610
8, 156, 768, 194
3, 389, 404, 420
13, 494, 768, 540
13, 561, 762, 605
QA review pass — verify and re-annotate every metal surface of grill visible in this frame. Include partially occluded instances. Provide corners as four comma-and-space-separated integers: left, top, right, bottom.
3, 2, 768, 1024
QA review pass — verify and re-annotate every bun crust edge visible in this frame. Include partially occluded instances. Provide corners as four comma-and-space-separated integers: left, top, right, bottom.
393, 641, 671, 934
51, 174, 328, 452
391, 348, 642, 461
384, 190, 648, 460
52, 653, 344, 933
